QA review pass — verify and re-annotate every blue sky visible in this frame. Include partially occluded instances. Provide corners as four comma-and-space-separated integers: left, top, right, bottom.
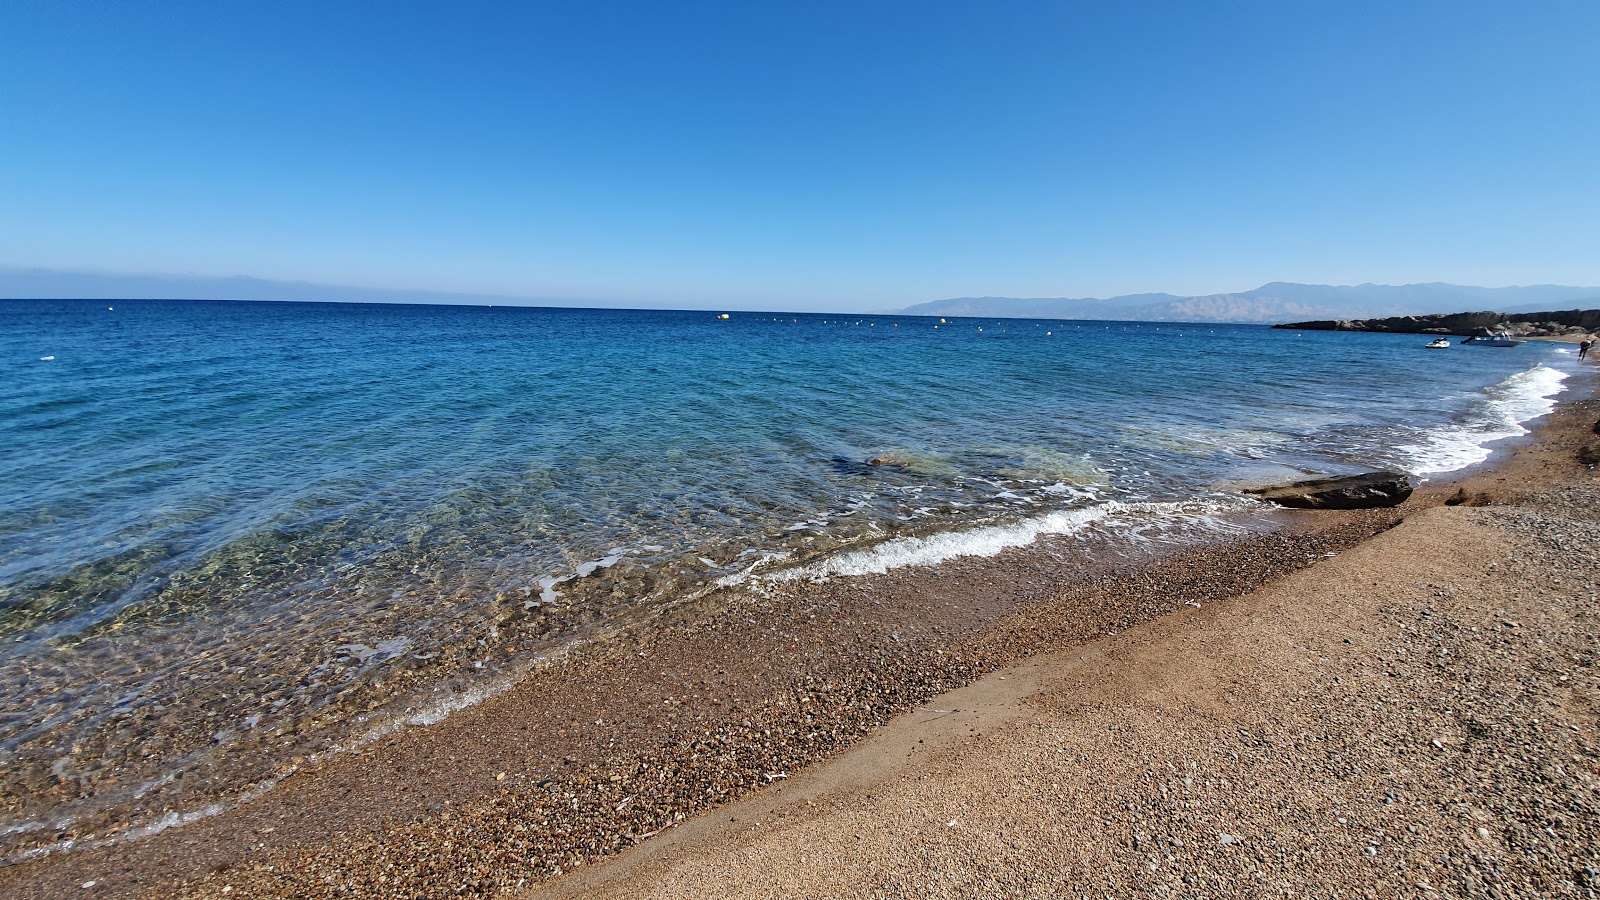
1, 1, 1596, 311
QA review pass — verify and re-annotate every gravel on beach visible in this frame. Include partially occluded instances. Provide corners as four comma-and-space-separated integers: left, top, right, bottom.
530, 398, 1600, 900
5, 397, 1597, 900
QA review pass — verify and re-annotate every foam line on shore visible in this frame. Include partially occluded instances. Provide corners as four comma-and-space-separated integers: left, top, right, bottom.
765, 498, 1256, 583
8, 357, 1561, 866
1400, 364, 1568, 475
1, 774, 287, 867
0, 638, 594, 868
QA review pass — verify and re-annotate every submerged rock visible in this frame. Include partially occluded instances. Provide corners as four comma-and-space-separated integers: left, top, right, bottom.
1246, 471, 1414, 509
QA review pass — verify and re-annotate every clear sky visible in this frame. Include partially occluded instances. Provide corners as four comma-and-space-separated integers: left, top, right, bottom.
2, 1, 1596, 311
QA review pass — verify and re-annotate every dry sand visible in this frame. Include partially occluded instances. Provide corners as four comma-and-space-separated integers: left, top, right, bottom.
3, 387, 1596, 899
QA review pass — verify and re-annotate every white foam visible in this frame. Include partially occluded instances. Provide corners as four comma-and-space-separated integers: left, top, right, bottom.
1, 579, 628, 864
2, 770, 288, 866
334, 636, 413, 665
350, 638, 583, 748
712, 550, 794, 587
574, 552, 625, 578
393, 679, 507, 729
1, 819, 57, 836
536, 575, 570, 605
765, 498, 1250, 583
4, 660, 512, 867
1396, 364, 1568, 475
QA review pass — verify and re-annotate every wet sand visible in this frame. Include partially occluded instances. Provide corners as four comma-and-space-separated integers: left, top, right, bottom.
4, 385, 1596, 899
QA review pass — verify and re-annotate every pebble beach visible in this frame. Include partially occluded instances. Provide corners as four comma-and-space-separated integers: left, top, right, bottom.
8, 4, 1600, 894
2, 381, 1594, 897
531, 390, 1600, 900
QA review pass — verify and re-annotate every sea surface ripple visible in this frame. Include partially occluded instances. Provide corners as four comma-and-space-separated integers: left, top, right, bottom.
0, 299, 1573, 855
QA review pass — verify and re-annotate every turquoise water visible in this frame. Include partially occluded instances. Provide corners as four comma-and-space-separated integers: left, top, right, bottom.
0, 298, 1575, 853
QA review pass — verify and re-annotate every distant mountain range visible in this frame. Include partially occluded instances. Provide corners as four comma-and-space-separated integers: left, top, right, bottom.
5, 269, 1599, 324
899, 283, 1600, 324
0, 267, 587, 309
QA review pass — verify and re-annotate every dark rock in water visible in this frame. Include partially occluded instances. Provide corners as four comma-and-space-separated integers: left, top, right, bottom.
832, 453, 915, 472
1246, 471, 1414, 509
829, 455, 875, 475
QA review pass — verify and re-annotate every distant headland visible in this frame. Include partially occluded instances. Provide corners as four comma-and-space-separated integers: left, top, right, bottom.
1272, 309, 1600, 338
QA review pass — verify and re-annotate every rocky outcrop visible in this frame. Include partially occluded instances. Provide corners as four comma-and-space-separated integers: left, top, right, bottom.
1245, 471, 1414, 509
1274, 309, 1600, 337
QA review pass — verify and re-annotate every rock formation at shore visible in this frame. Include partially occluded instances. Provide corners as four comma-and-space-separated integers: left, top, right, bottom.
1273, 309, 1600, 337
1245, 471, 1414, 509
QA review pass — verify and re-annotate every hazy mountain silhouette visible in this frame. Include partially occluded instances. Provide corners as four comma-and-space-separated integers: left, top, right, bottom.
900, 282, 1600, 324
5, 268, 1597, 322
0, 267, 578, 308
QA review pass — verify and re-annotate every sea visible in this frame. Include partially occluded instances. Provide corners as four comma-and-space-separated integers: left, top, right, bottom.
0, 298, 1577, 859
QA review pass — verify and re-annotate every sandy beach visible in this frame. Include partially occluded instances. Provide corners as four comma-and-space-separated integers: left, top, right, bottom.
4, 382, 1597, 899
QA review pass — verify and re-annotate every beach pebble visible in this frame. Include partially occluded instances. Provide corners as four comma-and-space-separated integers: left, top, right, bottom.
62, 399, 1600, 900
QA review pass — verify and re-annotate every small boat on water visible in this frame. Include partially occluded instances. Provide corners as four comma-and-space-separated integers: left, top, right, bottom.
1461, 332, 1524, 347
1424, 338, 1451, 349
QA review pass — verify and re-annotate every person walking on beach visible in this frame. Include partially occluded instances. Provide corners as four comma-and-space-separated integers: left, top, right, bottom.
1581, 339, 1592, 361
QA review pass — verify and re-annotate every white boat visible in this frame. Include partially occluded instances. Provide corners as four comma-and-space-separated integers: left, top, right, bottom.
1424, 338, 1451, 349
1461, 332, 1524, 347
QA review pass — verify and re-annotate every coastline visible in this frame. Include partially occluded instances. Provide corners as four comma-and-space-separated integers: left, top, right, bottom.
2, 383, 1594, 898
527, 391, 1600, 898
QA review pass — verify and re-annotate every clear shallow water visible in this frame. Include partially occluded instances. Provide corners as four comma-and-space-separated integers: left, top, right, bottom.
0, 299, 1574, 853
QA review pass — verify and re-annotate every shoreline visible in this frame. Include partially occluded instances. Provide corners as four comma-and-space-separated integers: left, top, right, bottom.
2, 382, 1593, 898
525, 388, 1600, 899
